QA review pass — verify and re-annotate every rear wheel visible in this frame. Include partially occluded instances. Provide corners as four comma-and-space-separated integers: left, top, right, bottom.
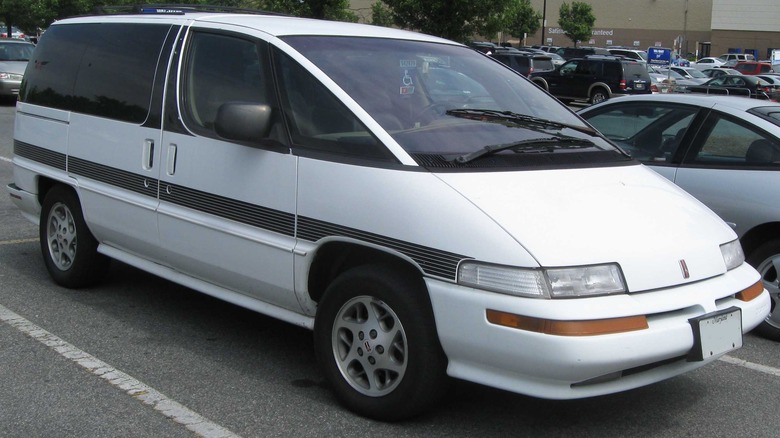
40, 185, 110, 288
589, 88, 609, 105
747, 239, 780, 341
313, 264, 448, 421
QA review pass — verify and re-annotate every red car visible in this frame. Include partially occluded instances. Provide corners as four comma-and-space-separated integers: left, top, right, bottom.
734, 61, 774, 75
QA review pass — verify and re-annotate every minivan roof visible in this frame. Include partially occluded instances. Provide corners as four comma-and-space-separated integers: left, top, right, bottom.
54, 11, 456, 43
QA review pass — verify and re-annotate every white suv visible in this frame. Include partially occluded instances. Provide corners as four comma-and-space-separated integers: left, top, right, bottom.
7, 7, 769, 420
719, 53, 755, 66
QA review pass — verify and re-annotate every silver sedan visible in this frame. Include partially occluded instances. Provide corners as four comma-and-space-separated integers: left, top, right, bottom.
579, 94, 780, 340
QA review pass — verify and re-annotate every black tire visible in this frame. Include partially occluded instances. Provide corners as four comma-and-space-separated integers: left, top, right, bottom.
39, 185, 110, 288
747, 239, 780, 341
589, 88, 609, 105
313, 264, 448, 421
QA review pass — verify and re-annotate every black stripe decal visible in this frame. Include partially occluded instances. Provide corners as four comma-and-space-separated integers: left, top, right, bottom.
20, 147, 467, 280
14, 140, 66, 170
297, 216, 465, 280
159, 183, 296, 237
68, 157, 159, 198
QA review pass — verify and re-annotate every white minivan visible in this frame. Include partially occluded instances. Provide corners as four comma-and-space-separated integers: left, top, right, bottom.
6, 7, 770, 420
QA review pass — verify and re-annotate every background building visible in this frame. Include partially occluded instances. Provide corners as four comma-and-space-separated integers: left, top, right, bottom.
350, 0, 780, 60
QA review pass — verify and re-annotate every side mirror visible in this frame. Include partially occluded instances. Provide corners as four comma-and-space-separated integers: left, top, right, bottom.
215, 102, 273, 143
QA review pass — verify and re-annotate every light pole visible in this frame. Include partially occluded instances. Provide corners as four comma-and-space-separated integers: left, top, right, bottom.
541, 0, 547, 45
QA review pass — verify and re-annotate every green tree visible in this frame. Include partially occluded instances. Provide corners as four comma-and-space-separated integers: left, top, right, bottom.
370, 1, 393, 27
505, 0, 541, 41
251, 0, 358, 21
558, 1, 595, 47
380, 0, 518, 42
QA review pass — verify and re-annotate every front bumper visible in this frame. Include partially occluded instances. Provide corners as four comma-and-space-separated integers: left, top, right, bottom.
427, 262, 769, 399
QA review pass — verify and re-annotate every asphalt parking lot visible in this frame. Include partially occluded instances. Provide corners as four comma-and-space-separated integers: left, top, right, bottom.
2, 100, 780, 437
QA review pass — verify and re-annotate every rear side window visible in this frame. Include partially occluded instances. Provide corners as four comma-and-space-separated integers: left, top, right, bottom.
532, 58, 554, 71
21, 23, 174, 123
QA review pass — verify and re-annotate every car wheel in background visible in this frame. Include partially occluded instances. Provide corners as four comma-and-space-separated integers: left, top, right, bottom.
747, 239, 780, 341
590, 88, 609, 105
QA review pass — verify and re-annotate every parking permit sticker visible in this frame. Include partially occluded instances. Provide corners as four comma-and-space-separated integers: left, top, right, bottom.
400, 60, 416, 95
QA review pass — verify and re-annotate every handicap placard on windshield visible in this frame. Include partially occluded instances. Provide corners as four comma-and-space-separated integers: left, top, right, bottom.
648, 47, 672, 66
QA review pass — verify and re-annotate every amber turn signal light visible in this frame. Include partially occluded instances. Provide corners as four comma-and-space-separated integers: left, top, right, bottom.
486, 309, 648, 336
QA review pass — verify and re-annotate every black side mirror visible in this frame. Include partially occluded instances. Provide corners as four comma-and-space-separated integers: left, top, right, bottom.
215, 102, 273, 143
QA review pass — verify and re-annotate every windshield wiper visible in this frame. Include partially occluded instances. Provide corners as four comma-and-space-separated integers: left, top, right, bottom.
446, 108, 597, 135
451, 136, 595, 164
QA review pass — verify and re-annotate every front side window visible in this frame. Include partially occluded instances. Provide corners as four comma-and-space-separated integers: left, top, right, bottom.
689, 114, 780, 166
183, 32, 271, 134
273, 50, 392, 161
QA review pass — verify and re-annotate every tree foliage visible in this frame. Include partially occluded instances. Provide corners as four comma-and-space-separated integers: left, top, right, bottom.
558, 1, 595, 47
370, 1, 394, 28
505, 0, 541, 40
379, 0, 519, 42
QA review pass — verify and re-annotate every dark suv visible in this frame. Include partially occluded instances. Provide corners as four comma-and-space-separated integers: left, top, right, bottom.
556, 47, 610, 60
530, 55, 652, 104
491, 51, 555, 77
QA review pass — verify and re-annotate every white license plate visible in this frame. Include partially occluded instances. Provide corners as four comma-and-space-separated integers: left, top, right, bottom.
635, 82, 646, 90
688, 307, 742, 361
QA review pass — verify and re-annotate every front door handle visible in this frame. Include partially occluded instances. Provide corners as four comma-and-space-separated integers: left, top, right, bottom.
166, 144, 177, 176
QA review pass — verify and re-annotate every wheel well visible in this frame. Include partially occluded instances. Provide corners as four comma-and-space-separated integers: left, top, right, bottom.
531, 78, 548, 91
307, 242, 423, 303
589, 84, 610, 97
740, 222, 780, 259
36, 176, 60, 205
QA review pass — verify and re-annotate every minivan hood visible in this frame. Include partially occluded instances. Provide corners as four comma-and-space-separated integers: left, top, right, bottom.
436, 164, 736, 292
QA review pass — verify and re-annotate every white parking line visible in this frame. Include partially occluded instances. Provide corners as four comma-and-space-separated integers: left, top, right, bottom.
1, 155, 11, 163
0, 238, 38, 246
719, 354, 780, 377
0, 303, 242, 438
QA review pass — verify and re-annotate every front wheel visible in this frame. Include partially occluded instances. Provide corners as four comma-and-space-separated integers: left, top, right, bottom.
747, 239, 780, 341
40, 185, 110, 288
313, 265, 448, 421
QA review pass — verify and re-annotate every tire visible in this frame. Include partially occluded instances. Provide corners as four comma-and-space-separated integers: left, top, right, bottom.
39, 185, 110, 288
746, 239, 780, 341
313, 264, 448, 421
589, 88, 609, 105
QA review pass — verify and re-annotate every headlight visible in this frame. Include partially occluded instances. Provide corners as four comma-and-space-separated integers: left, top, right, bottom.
720, 239, 745, 270
458, 261, 626, 299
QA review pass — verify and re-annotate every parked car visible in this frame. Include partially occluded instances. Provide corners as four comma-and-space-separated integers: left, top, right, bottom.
7, 7, 769, 421
668, 66, 709, 83
0, 24, 27, 40
0, 39, 35, 97
734, 61, 774, 75
608, 48, 648, 63
719, 53, 755, 67
645, 66, 674, 94
491, 51, 555, 77
693, 57, 727, 69
547, 52, 566, 67
654, 68, 701, 92
757, 74, 780, 89
530, 55, 652, 104
556, 46, 611, 60
702, 67, 742, 78
688, 75, 775, 100
468, 41, 500, 54
579, 94, 780, 340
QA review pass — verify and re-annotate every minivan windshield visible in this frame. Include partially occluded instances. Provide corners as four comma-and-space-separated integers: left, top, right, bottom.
282, 36, 619, 164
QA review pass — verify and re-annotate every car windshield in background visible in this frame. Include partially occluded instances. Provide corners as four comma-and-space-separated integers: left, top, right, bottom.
281, 36, 619, 163
0, 42, 34, 61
